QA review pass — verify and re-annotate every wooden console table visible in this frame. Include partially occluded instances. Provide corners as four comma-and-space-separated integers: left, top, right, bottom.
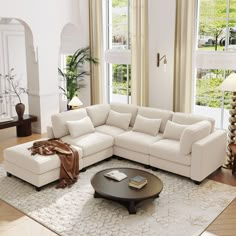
0, 115, 37, 137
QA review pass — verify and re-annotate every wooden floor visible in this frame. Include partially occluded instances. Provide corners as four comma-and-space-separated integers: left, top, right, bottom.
0, 128, 236, 236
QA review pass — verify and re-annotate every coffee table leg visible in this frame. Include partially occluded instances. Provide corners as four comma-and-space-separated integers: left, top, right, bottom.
128, 201, 136, 214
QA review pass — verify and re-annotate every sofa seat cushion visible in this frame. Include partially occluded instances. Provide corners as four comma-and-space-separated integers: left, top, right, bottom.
95, 125, 127, 137
115, 131, 162, 154
62, 132, 114, 157
3, 139, 83, 175
149, 139, 191, 166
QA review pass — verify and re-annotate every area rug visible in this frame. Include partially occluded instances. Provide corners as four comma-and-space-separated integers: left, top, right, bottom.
0, 159, 235, 236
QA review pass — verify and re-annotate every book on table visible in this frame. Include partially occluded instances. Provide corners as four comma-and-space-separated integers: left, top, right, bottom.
129, 175, 148, 189
104, 170, 127, 181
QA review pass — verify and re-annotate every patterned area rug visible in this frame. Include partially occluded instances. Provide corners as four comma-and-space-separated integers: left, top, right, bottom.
0, 159, 235, 236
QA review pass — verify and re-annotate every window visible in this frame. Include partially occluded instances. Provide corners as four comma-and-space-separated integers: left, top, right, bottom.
194, 0, 236, 129
104, 0, 131, 104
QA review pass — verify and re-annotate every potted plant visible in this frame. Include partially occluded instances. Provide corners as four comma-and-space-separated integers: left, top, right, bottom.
0, 68, 27, 120
58, 47, 98, 109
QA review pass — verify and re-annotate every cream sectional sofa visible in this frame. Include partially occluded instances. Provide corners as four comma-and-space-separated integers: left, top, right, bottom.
4, 103, 227, 189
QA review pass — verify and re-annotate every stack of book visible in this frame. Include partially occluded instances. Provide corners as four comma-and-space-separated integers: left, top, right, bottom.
129, 175, 147, 189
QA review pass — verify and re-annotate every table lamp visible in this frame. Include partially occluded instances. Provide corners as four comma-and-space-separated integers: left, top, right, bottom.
219, 73, 236, 168
68, 96, 83, 110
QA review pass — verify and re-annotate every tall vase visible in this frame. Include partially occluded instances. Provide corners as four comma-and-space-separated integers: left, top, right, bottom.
15, 103, 25, 120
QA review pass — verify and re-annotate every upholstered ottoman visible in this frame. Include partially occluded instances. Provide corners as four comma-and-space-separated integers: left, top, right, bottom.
3, 139, 83, 190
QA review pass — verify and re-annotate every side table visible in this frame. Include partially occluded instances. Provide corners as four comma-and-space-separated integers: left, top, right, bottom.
228, 144, 236, 174
0, 115, 37, 137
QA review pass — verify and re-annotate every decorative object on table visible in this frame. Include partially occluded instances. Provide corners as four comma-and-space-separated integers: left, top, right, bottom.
129, 175, 147, 189
58, 46, 98, 109
68, 96, 83, 110
0, 68, 27, 120
104, 169, 127, 181
219, 72, 236, 168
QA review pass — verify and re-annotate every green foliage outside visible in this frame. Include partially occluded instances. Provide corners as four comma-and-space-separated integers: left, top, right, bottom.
199, 0, 236, 51
112, 64, 131, 95
196, 69, 232, 109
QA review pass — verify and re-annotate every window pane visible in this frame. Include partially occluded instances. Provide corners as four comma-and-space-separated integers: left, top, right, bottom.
198, 0, 228, 51
111, 0, 129, 49
109, 64, 131, 103
194, 68, 233, 128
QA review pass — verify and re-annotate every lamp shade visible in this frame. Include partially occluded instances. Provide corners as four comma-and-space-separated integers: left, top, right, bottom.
68, 96, 83, 106
219, 73, 236, 92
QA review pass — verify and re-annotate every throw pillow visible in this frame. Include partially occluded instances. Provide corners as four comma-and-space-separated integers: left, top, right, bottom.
163, 120, 188, 140
106, 110, 132, 130
67, 116, 95, 138
132, 115, 162, 136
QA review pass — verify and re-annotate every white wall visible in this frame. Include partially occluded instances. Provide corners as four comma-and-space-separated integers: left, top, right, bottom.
148, 0, 176, 111
0, 0, 88, 133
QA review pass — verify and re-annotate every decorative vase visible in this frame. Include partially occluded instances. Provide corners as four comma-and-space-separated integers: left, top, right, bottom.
15, 103, 25, 120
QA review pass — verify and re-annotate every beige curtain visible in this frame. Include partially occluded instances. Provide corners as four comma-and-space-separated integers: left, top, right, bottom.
173, 0, 196, 112
130, 0, 149, 106
89, 0, 104, 104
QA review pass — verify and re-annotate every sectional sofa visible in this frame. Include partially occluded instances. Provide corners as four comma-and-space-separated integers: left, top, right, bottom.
4, 103, 227, 189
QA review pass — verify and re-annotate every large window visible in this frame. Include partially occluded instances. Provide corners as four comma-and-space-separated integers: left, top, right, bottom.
194, 0, 236, 129
105, 0, 131, 104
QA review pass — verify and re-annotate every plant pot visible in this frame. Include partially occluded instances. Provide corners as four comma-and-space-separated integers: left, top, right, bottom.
15, 103, 25, 120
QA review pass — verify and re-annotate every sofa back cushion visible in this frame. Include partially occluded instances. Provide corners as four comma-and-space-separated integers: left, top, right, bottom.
137, 107, 174, 133
133, 115, 162, 136
180, 120, 212, 155
110, 103, 138, 127
172, 112, 215, 133
86, 104, 110, 127
67, 116, 95, 138
106, 110, 132, 130
163, 120, 188, 140
51, 108, 88, 138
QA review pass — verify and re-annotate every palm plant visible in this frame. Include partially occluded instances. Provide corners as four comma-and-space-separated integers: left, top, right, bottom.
58, 47, 98, 102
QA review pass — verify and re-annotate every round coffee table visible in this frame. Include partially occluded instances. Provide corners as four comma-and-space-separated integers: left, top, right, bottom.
90, 167, 163, 214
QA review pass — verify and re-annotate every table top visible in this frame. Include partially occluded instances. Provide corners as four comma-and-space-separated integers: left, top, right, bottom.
91, 167, 163, 201
0, 115, 37, 129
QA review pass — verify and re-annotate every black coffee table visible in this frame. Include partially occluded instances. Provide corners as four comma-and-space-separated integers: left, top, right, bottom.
90, 167, 163, 214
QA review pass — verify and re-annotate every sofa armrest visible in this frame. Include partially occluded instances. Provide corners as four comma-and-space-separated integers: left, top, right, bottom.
47, 125, 55, 139
191, 129, 227, 182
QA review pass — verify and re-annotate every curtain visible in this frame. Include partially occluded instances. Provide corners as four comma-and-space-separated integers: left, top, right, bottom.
89, 0, 104, 104
130, 0, 149, 106
173, 0, 196, 112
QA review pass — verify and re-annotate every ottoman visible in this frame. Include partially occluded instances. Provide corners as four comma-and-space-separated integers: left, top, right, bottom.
3, 139, 83, 190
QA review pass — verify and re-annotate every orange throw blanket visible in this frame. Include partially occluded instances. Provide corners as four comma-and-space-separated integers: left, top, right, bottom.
29, 139, 79, 188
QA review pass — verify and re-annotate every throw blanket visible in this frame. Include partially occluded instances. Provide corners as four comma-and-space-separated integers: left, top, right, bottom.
29, 139, 79, 188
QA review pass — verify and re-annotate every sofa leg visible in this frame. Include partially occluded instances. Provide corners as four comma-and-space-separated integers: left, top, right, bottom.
193, 180, 201, 185
151, 167, 158, 171
7, 172, 12, 177
144, 165, 150, 169
35, 186, 41, 191
80, 168, 87, 172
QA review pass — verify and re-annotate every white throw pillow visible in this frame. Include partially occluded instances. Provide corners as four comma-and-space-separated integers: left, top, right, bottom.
67, 116, 95, 138
180, 120, 212, 155
132, 115, 162, 136
163, 120, 188, 140
106, 110, 132, 130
